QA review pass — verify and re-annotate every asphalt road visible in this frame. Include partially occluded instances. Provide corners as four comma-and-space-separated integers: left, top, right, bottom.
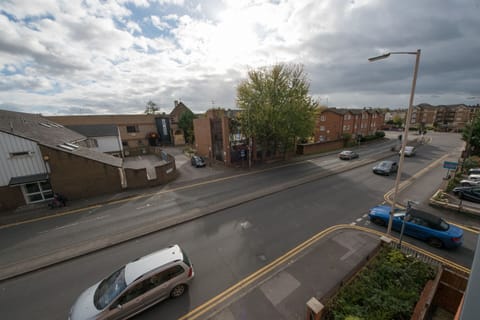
0, 132, 478, 320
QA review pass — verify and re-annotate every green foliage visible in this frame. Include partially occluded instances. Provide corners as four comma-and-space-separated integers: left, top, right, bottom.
236, 63, 318, 159
324, 247, 435, 320
342, 133, 352, 146
144, 100, 159, 114
462, 156, 480, 173
178, 110, 196, 144
462, 113, 480, 156
446, 171, 463, 192
392, 115, 404, 127
375, 131, 385, 138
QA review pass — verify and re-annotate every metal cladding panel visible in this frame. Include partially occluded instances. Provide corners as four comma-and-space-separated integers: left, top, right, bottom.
0, 132, 46, 186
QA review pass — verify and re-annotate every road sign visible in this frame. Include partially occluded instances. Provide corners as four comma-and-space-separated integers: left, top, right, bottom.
443, 161, 458, 170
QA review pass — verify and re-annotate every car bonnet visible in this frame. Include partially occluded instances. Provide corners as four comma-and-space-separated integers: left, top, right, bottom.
70, 282, 102, 320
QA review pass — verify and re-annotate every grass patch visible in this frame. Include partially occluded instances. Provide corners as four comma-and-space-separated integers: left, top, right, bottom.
324, 246, 436, 320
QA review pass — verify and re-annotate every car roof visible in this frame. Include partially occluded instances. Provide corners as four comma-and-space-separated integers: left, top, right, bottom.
379, 160, 394, 165
408, 209, 444, 226
124, 244, 183, 284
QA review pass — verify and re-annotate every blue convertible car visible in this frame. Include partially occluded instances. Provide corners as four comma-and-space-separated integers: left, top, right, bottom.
368, 205, 463, 249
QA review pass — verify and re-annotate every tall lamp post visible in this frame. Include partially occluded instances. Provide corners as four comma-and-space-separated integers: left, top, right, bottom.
368, 49, 421, 235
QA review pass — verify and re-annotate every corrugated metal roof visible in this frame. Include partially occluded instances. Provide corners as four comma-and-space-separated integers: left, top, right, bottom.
0, 110, 122, 167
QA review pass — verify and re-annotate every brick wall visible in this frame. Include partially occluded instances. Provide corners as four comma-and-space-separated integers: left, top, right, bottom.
40, 146, 123, 200
297, 140, 344, 155
0, 185, 25, 211
193, 117, 212, 158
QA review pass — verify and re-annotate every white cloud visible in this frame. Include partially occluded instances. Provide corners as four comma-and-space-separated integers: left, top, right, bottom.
0, 0, 479, 115
151, 15, 170, 30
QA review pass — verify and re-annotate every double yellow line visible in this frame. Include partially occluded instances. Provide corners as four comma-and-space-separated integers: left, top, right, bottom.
179, 224, 470, 319
179, 224, 343, 320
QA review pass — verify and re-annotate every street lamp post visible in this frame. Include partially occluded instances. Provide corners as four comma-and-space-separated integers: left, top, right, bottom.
368, 49, 421, 235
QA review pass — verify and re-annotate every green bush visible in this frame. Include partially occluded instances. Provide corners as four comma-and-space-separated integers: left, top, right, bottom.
324, 247, 436, 320
375, 131, 386, 138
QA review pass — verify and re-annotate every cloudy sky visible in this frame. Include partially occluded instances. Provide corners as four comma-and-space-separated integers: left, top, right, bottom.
1, 0, 479, 115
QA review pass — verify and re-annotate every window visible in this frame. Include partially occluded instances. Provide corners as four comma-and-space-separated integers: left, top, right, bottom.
86, 138, 98, 148
10, 151, 31, 157
320, 115, 326, 121
126, 125, 139, 133
23, 180, 53, 203
319, 126, 325, 131
117, 280, 152, 305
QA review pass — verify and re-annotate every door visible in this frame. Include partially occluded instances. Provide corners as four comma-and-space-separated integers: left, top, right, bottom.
107, 279, 156, 320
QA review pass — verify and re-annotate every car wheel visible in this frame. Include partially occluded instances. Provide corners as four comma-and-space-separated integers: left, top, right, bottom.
427, 237, 443, 249
170, 284, 187, 298
458, 192, 464, 199
372, 217, 386, 226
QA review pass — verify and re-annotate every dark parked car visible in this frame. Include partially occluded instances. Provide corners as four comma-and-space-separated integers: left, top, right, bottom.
338, 150, 359, 160
452, 186, 480, 203
368, 205, 463, 248
191, 155, 206, 167
372, 160, 398, 176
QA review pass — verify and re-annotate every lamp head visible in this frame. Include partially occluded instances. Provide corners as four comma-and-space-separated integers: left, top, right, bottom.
368, 53, 391, 62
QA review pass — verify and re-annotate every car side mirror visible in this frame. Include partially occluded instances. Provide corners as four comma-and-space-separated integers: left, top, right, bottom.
110, 303, 122, 310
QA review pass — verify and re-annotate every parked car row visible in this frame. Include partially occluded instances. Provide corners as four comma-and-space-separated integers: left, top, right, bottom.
451, 167, 480, 203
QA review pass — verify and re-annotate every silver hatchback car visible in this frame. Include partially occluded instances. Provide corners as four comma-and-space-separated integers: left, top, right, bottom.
69, 245, 194, 320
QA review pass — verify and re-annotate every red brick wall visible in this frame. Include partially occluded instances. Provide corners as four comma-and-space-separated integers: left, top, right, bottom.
0, 185, 25, 212
297, 140, 344, 155
193, 117, 212, 158
40, 146, 123, 200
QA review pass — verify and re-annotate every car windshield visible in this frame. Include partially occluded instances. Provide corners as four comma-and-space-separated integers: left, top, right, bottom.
94, 267, 127, 310
430, 220, 449, 231
378, 162, 389, 168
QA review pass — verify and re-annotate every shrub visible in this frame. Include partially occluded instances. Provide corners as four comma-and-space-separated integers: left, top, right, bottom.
324, 247, 436, 320
375, 131, 386, 138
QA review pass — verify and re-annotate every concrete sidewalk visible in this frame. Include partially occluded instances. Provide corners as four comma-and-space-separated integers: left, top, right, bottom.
190, 227, 382, 320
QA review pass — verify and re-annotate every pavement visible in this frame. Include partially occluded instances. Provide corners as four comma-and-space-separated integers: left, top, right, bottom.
0, 135, 478, 319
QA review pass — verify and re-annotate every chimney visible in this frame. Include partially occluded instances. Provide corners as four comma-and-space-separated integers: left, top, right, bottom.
174, 100, 178, 107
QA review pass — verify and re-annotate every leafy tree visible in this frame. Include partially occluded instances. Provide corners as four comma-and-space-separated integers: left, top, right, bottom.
392, 114, 404, 127
178, 110, 196, 144
144, 100, 159, 114
462, 113, 480, 156
236, 63, 319, 160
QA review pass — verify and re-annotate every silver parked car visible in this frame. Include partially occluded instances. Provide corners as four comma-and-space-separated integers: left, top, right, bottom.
339, 150, 359, 160
69, 245, 194, 320
398, 145, 416, 157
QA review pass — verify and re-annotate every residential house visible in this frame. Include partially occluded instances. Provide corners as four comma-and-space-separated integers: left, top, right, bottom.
314, 108, 385, 142
315, 109, 344, 142
169, 100, 193, 145
193, 109, 233, 166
